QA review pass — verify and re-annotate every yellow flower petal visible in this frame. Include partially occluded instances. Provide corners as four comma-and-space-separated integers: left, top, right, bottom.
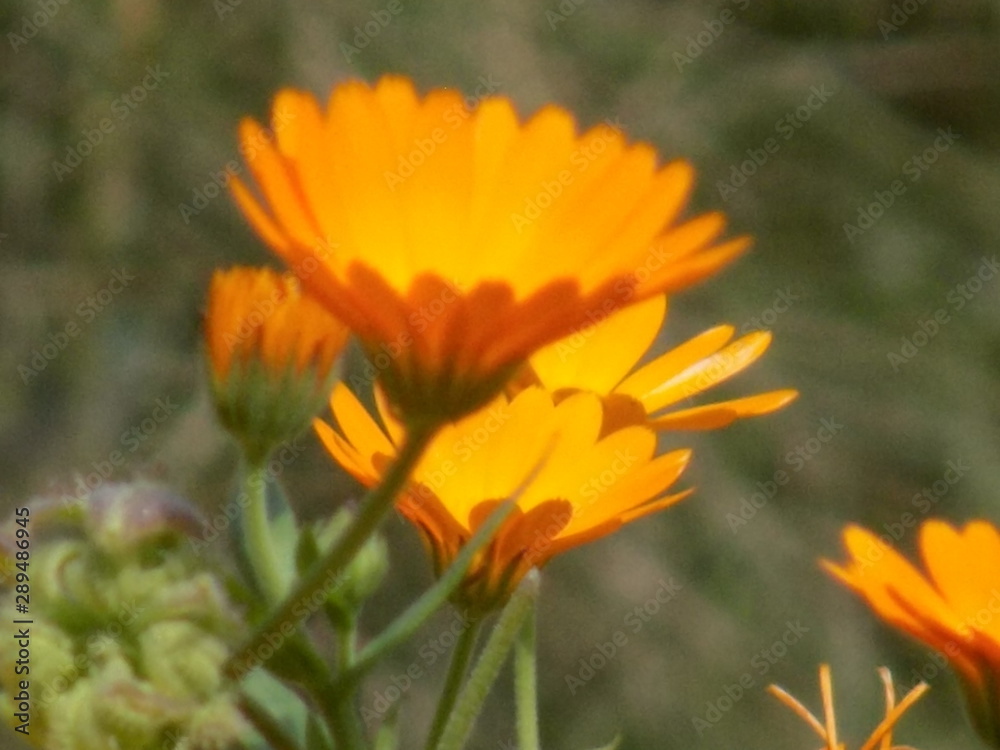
530, 296, 666, 395
317, 383, 691, 612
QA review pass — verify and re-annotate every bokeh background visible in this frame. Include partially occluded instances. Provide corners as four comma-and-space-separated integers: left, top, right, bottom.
3, 0, 1000, 748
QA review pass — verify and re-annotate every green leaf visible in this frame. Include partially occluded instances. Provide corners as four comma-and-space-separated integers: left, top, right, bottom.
305, 712, 335, 750
264, 472, 299, 594
295, 523, 323, 574
240, 668, 312, 749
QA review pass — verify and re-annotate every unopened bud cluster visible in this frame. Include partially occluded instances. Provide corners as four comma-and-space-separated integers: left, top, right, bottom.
0, 483, 249, 750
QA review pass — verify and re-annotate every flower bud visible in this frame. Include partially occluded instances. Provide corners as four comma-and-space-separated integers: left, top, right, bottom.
0, 486, 249, 749
205, 267, 349, 464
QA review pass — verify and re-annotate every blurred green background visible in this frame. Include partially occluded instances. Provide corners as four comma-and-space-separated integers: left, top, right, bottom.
3, 0, 1000, 748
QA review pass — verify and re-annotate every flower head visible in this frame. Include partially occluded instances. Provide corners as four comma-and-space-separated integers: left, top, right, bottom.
519, 294, 797, 433
769, 664, 928, 750
231, 75, 748, 423
824, 520, 1000, 747
205, 266, 349, 462
315, 383, 691, 613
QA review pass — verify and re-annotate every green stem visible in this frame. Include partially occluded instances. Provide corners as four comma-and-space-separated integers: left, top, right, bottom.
225, 420, 438, 680
340, 497, 517, 688
425, 618, 481, 750
514, 600, 540, 750
243, 461, 285, 604
237, 691, 302, 750
319, 675, 367, 750
434, 570, 541, 750
338, 613, 358, 673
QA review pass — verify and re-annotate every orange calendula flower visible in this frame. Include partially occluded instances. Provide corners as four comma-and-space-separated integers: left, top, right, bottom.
315, 383, 691, 613
206, 266, 349, 463
769, 664, 928, 750
230, 75, 749, 423
519, 295, 797, 433
824, 520, 1000, 747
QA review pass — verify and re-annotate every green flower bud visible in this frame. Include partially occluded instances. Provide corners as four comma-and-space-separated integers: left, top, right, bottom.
141, 621, 228, 699
315, 507, 389, 616
177, 696, 247, 750
84, 482, 205, 559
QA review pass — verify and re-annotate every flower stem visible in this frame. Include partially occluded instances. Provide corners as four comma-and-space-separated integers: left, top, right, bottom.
237, 691, 302, 750
225, 419, 438, 681
242, 461, 285, 604
434, 570, 541, 750
514, 601, 540, 750
338, 612, 358, 673
340, 497, 517, 689
425, 617, 481, 750
319, 675, 368, 750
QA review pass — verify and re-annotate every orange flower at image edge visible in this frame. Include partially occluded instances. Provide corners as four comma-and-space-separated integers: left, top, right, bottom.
231, 75, 749, 422
316, 384, 691, 613
206, 266, 349, 462
825, 520, 1000, 747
